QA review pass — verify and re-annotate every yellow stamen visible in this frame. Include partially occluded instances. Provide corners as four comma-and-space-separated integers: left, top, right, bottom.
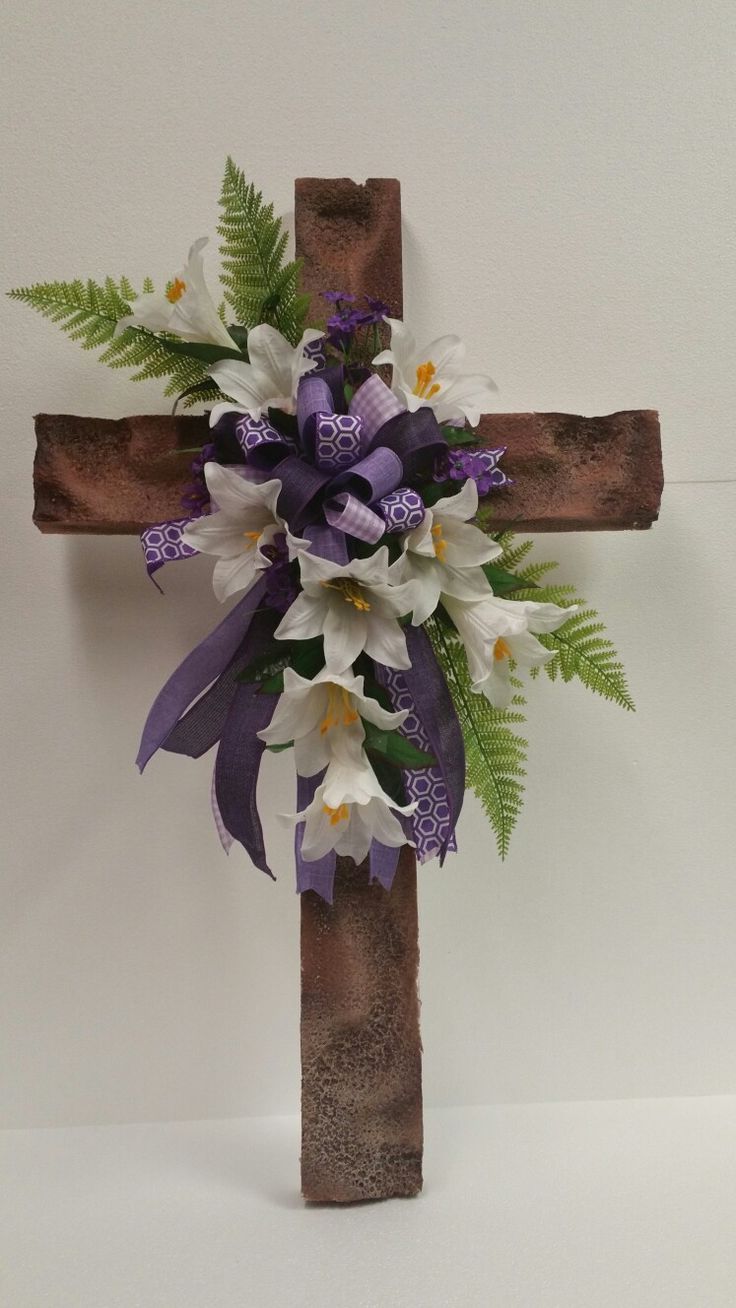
242, 530, 261, 546
166, 277, 187, 304
413, 360, 441, 400
431, 523, 447, 562
321, 578, 371, 611
319, 685, 360, 735
323, 802, 349, 826
493, 637, 512, 662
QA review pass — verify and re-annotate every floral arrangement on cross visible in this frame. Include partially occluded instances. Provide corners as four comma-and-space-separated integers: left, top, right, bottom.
11, 159, 634, 900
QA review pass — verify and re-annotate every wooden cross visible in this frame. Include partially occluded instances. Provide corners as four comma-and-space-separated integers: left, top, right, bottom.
33, 178, 663, 1203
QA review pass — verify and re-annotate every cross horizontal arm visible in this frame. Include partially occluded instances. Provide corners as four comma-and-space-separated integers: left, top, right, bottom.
32, 405, 662, 535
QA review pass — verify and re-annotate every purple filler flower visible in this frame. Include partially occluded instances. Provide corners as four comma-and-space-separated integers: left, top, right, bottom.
449, 448, 511, 494
181, 441, 216, 515
262, 534, 299, 614
322, 290, 356, 304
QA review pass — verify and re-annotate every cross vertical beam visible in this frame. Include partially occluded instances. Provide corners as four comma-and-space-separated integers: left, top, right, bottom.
294, 178, 424, 1202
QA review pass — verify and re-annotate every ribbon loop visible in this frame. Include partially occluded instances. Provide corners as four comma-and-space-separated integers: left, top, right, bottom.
234, 415, 295, 469
376, 487, 425, 533
297, 375, 336, 458
349, 374, 404, 440
314, 412, 365, 470
330, 446, 403, 503
324, 493, 386, 544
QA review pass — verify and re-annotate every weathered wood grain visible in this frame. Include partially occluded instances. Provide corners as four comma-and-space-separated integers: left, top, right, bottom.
33, 408, 662, 535
300, 850, 423, 1203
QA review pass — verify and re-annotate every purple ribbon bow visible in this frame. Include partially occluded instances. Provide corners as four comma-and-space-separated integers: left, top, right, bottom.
229, 367, 444, 544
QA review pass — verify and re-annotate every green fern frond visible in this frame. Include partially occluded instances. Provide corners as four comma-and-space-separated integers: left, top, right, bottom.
427, 616, 527, 858
533, 607, 635, 710
217, 157, 308, 344
8, 276, 217, 402
485, 532, 635, 710
493, 534, 534, 572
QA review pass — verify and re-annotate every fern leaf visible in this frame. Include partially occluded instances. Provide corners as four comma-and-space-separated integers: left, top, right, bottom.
486, 532, 635, 711
533, 607, 636, 710
9, 277, 217, 400
217, 157, 308, 344
427, 617, 527, 858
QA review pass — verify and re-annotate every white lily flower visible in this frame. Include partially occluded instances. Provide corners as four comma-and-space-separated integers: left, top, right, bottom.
442, 592, 577, 708
290, 739, 416, 864
274, 547, 417, 673
389, 479, 502, 625
207, 324, 324, 423
373, 317, 497, 427
115, 238, 235, 350
258, 666, 408, 777
181, 463, 305, 603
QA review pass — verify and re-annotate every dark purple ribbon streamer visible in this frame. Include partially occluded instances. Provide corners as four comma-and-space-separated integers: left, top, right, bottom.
161, 638, 253, 759
400, 625, 465, 863
136, 579, 267, 773
213, 612, 279, 879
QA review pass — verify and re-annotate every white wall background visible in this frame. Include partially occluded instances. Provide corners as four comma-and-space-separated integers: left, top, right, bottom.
1, 0, 734, 1130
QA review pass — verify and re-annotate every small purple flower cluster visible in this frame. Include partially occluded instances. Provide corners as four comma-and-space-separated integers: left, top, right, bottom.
449, 449, 510, 494
262, 534, 299, 614
181, 441, 216, 516
322, 291, 390, 353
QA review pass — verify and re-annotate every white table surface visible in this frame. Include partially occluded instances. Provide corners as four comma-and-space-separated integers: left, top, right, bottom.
3, 1096, 735, 1308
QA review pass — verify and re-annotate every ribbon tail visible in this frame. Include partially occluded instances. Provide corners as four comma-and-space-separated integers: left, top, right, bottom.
369, 841, 401, 891
403, 625, 465, 862
136, 578, 266, 772
161, 645, 250, 759
214, 678, 277, 880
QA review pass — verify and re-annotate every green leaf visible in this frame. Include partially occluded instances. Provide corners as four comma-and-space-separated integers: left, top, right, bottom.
362, 718, 437, 768
266, 741, 293, 753
427, 615, 527, 858
482, 561, 537, 596
441, 425, 477, 447
238, 636, 325, 694
151, 334, 245, 365
218, 157, 309, 345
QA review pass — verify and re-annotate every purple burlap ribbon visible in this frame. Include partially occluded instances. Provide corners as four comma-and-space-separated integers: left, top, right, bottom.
213, 615, 279, 880
136, 579, 267, 772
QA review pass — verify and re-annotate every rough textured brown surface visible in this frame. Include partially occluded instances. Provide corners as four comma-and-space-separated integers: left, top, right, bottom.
33, 409, 662, 535
475, 408, 663, 532
33, 412, 208, 533
300, 849, 423, 1203
295, 178, 403, 329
